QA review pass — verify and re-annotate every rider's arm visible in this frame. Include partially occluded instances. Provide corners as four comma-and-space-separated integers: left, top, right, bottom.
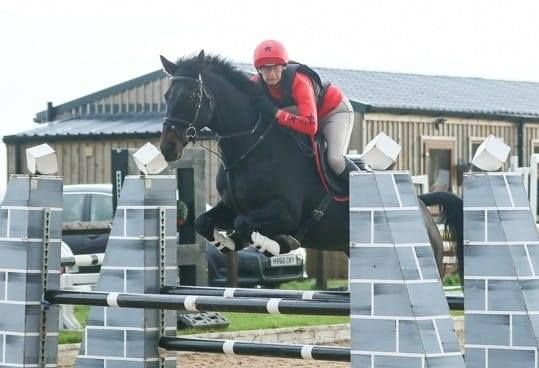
275, 73, 318, 136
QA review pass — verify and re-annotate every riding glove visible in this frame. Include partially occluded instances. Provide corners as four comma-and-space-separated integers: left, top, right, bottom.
252, 96, 278, 117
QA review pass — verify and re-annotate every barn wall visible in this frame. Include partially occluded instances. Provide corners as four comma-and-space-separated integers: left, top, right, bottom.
8, 137, 160, 184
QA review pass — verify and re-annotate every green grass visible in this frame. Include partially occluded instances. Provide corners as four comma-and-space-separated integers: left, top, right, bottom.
59, 330, 83, 344
179, 313, 349, 335
58, 305, 88, 344
443, 273, 462, 287
279, 278, 348, 290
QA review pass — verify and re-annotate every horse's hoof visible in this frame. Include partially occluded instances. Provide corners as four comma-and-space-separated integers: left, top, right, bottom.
250, 232, 280, 256
212, 230, 235, 253
273, 234, 301, 253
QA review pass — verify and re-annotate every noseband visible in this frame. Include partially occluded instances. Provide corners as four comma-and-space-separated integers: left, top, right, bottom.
162, 74, 214, 142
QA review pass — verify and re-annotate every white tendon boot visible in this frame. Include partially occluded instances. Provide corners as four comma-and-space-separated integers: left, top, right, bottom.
212, 230, 236, 252
250, 231, 280, 256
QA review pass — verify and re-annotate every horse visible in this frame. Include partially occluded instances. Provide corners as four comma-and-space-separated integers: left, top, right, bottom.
159, 50, 463, 278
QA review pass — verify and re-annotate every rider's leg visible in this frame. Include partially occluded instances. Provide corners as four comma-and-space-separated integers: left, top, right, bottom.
321, 98, 355, 180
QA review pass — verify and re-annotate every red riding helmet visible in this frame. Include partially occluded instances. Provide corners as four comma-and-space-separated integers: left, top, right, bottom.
253, 40, 288, 68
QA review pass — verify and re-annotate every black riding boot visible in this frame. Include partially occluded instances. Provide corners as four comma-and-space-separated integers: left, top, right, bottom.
355, 157, 373, 172
337, 159, 360, 192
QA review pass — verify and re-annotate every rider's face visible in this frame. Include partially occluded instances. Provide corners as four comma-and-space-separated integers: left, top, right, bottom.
258, 64, 286, 86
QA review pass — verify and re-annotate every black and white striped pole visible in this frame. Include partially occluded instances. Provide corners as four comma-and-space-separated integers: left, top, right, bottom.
45, 290, 350, 316
159, 337, 351, 362
60, 253, 104, 267
161, 285, 464, 310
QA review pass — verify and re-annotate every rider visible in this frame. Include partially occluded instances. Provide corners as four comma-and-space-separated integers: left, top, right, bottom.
251, 39, 362, 184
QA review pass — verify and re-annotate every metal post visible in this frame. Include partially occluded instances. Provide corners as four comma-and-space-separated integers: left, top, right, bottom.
226, 252, 239, 287
529, 154, 539, 222
315, 250, 327, 290
38, 208, 51, 368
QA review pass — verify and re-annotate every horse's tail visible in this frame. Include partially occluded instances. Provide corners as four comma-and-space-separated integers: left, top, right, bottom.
418, 191, 463, 281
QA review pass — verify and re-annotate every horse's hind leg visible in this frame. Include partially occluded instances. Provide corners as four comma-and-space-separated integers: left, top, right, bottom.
194, 200, 237, 252
233, 199, 301, 256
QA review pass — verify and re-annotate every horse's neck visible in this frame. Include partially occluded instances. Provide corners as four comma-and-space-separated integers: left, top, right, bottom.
209, 76, 254, 132
217, 109, 264, 165
211, 85, 262, 164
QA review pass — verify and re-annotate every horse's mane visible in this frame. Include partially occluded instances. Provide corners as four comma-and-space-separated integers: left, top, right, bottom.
175, 54, 259, 96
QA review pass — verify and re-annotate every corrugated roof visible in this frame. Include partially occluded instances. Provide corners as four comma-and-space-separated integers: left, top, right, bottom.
3, 114, 217, 143
311, 67, 539, 118
6, 115, 163, 142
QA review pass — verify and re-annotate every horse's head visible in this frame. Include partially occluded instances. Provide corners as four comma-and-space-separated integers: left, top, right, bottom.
160, 50, 214, 162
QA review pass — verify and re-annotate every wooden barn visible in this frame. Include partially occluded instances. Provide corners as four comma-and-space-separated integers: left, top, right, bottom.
5, 64, 539, 278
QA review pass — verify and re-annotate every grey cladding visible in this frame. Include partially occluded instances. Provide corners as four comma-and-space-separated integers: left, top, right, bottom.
75, 175, 177, 368
349, 171, 463, 368
0, 175, 62, 367
464, 172, 539, 367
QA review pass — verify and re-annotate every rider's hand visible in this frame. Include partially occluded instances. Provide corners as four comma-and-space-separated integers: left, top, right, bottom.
252, 95, 278, 118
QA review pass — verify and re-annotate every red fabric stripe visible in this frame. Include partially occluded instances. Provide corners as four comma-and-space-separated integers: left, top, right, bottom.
311, 137, 349, 202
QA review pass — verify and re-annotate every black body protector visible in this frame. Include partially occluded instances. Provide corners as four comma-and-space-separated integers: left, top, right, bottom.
256, 62, 329, 108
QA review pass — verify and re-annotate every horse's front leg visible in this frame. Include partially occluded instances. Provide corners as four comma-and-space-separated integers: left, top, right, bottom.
233, 199, 301, 256
194, 200, 237, 253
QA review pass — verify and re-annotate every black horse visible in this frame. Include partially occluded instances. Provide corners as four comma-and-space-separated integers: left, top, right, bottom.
159, 51, 463, 278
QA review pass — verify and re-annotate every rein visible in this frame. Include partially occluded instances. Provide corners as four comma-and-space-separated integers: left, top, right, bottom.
220, 115, 272, 172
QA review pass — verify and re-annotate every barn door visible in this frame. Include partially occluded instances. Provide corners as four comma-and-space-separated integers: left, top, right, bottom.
423, 137, 456, 192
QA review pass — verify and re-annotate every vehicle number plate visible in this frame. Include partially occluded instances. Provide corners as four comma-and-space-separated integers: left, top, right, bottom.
270, 254, 299, 267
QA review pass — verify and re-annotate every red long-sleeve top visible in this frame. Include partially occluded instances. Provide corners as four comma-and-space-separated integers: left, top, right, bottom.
258, 73, 344, 136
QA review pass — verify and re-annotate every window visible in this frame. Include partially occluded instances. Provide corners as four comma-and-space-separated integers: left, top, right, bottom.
63, 194, 86, 222
469, 137, 486, 161
89, 194, 113, 222
532, 139, 539, 155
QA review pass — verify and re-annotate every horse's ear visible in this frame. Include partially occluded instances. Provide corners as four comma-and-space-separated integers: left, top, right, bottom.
196, 50, 205, 74
160, 55, 177, 77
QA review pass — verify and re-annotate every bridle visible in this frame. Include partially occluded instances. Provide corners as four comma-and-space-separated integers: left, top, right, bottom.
162, 73, 267, 143
162, 74, 214, 143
